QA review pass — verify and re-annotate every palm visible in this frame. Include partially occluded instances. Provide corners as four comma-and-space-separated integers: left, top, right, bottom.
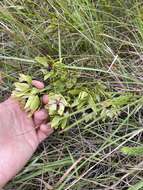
0, 98, 53, 187
0, 98, 38, 148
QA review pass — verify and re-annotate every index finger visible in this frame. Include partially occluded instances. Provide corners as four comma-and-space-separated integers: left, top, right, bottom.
32, 80, 45, 89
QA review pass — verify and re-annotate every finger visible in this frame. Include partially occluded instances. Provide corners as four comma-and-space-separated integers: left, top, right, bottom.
42, 94, 49, 104
37, 123, 53, 143
34, 109, 48, 126
32, 80, 45, 89
40, 123, 53, 133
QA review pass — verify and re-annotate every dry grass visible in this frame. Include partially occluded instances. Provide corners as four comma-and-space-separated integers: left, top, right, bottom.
1, 0, 143, 189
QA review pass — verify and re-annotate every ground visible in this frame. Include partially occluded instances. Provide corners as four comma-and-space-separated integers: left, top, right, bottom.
1, 0, 143, 189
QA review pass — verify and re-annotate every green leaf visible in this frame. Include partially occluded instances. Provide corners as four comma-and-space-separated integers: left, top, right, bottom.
59, 96, 68, 107
68, 88, 81, 95
88, 95, 97, 113
25, 96, 34, 109
100, 108, 108, 121
48, 102, 57, 115
66, 77, 77, 89
53, 81, 65, 92
49, 93, 68, 106
51, 115, 61, 129
121, 146, 143, 156
19, 74, 32, 84
25, 95, 40, 112
60, 116, 68, 129
100, 108, 120, 121
58, 102, 65, 116
77, 101, 87, 109
30, 88, 39, 95
78, 91, 88, 101
35, 56, 48, 67
74, 91, 88, 109
14, 82, 30, 92
54, 60, 65, 68
112, 95, 133, 107
40, 68, 48, 75
46, 93, 68, 116
46, 94, 58, 115
101, 99, 112, 108
128, 181, 143, 190
44, 72, 53, 80
71, 97, 79, 107
12, 91, 28, 98
30, 95, 40, 112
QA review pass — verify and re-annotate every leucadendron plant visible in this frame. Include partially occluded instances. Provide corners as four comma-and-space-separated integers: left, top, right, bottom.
12, 56, 135, 130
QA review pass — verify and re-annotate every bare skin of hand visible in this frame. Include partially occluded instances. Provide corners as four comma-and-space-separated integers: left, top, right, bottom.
0, 81, 53, 188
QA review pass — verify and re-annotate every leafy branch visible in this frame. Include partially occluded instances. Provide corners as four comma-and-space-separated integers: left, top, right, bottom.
12, 56, 137, 130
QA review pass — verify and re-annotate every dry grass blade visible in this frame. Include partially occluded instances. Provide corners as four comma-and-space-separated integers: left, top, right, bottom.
2, 0, 143, 189
55, 157, 84, 188
37, 178, 54, 190
109, 160, 143, 190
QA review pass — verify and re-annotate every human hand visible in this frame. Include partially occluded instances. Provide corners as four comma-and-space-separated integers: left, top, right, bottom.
0, 81, 53, 188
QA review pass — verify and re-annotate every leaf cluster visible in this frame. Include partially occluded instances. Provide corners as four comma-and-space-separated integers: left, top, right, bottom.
12, 56, 135, 130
